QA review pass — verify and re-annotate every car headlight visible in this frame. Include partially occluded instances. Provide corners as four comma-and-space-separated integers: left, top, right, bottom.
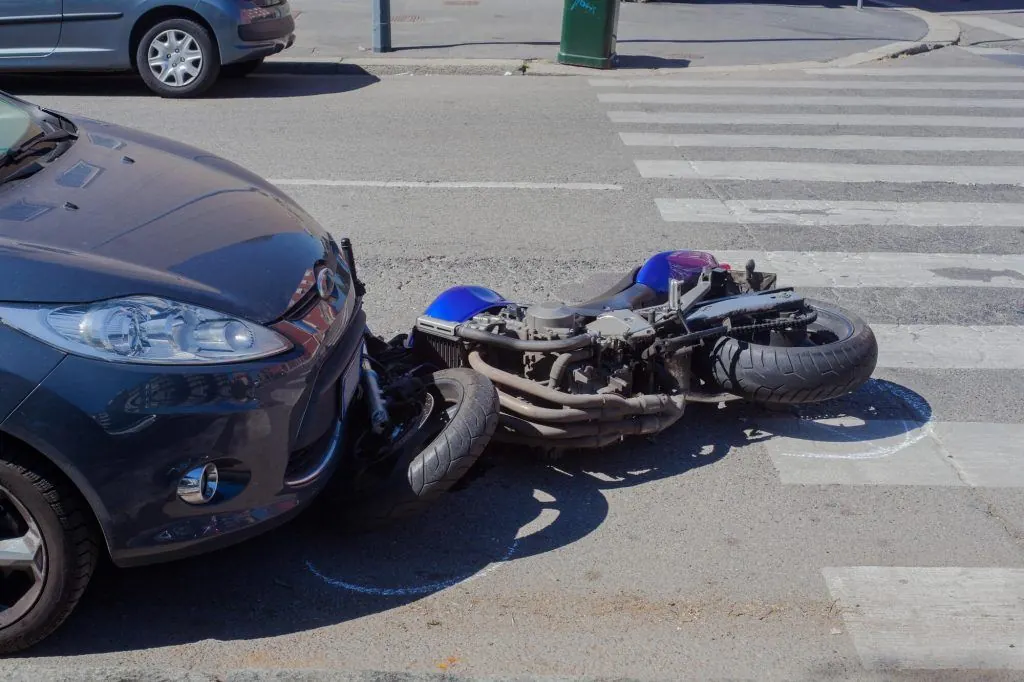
0, 296, 292, 365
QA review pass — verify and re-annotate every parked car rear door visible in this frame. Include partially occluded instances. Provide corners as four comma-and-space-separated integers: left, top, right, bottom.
0, 0, 62, 57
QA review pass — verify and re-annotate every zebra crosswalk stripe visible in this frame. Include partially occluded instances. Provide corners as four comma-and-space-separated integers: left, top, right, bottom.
822, 567, 1024, 670
597, 93, 1024, 108
707, 251, 1024, 289
803, 66, 1024, 76
590, 78, 1024, 91
621, 132, 1024, 152
873, 325, 1024, 370
608, 111, 1024, 127
764, 419, 1024, 487
655, 199, 1024, 227
636, 160, 1024, 186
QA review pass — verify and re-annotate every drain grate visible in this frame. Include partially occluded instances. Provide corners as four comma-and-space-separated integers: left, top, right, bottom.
391, 14, 422, 22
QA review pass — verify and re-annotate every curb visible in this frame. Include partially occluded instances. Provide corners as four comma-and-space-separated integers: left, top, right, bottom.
263, 2, 961, 78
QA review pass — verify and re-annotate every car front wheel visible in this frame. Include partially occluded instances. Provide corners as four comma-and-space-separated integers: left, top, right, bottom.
136, 19, 220, 98
0, 448, 99, 654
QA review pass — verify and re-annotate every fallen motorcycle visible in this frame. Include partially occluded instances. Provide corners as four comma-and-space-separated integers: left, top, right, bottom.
401, 250, 879, 451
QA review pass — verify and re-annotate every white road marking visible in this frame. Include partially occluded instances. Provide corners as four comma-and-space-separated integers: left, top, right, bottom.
656, 198, 1024, 228
636, 160, 1024, 186
269, 179, 623, 190
804, 67, 1024, 76
609, 111, 1024, 128
591, 78, 1024, 91
767, 420, 1024, 487
955, 14, 1024, 40
823, 567, 1024, 670
873, 325, 1024, 370
598, 93, 1024, 108
622, 132, 1024, 152
704, 250, 1024, 289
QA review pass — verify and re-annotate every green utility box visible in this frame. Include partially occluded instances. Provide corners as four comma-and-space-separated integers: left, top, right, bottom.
557, 0, 620, 69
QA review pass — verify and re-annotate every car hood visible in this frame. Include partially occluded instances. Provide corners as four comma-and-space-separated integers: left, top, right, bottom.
0, 115, 340, 324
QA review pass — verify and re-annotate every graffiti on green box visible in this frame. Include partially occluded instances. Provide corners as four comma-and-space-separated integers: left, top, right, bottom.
571, 0, 597, 14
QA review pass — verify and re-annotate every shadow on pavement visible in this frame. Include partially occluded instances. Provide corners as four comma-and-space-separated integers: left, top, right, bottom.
0, 72, 379, 99
21, 379, 929, 657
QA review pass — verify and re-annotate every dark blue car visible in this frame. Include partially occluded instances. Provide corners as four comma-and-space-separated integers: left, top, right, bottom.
0, 93, 498, 652
0, 0, 295, 97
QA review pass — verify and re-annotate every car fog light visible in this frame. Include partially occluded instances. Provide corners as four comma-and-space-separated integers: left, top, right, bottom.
177, 463, 219, 504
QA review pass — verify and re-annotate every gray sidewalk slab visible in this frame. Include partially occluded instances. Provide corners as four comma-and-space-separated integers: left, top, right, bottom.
282, 0, 928, 68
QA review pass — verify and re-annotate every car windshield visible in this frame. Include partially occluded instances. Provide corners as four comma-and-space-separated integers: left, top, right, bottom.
0, 96, 39, 157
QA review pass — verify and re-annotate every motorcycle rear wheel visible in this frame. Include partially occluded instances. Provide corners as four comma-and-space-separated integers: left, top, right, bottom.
707, 299, 878, 405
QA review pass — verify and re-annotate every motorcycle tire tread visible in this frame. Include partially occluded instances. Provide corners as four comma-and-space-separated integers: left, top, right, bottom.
341, 368, 499, 531
708, 300, 878, 405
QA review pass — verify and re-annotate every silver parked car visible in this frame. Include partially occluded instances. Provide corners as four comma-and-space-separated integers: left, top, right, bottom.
0, 0, 294, 97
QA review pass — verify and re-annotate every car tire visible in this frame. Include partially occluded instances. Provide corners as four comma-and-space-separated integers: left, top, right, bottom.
222, 58, 264, 79
0, 447, 99, 654
136, 19, 220, 98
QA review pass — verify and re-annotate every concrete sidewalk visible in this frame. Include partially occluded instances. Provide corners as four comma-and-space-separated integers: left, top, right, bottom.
275, 0, 930, 71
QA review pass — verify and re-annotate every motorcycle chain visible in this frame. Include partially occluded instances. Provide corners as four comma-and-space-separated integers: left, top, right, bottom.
726, 310, 818, 336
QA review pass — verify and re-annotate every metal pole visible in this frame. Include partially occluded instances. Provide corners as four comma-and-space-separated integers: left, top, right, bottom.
372, 0, 392, 52
857, 0, 863, 9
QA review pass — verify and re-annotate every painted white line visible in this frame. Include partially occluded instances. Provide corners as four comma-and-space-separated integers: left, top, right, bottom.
609, 111, 1024, 128
873, 325, 1024, 370
656, 199, 1024, 228
269, 179, 623, 190
767, 420, 1024, 487
805, 67, 1024, 76
955, 15, 1024, 40
823, 567, 1024, 670
592, 78, 1024, 91
598, 93, 1024, 108
704, 250, 1024, 289
636, 160, 1024, 186
622, 132, 1024, 152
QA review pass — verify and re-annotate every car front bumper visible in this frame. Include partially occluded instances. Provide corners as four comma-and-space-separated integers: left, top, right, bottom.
2, 299, 366, 568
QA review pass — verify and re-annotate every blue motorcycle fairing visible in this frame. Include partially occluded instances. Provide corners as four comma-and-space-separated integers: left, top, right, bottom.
424, 285, 507, 322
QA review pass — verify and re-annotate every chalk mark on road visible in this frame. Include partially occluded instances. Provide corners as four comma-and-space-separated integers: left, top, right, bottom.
772, 381, 935, 461
308, 497, 561, 596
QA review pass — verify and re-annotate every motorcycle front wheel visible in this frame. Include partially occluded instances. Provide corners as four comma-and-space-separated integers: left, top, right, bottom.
706, 299, 878, 405
327, 368, 499, 531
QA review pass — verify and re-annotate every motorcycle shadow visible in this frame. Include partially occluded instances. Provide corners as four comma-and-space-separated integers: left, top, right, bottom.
27, 379, 930, 657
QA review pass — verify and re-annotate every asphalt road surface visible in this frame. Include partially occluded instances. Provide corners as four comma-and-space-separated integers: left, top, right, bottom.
1, 45, 1023, 681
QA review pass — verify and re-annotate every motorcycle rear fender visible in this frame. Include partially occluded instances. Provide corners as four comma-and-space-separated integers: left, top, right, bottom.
423, 285, 507, 323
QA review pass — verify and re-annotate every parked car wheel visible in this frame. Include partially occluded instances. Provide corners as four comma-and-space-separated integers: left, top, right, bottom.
0, 448, 99, 654
136, 19, 220, 98
222, 58, 265, 79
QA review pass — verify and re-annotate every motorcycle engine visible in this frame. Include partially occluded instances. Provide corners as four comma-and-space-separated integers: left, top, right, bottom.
414, 294, 670, 397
